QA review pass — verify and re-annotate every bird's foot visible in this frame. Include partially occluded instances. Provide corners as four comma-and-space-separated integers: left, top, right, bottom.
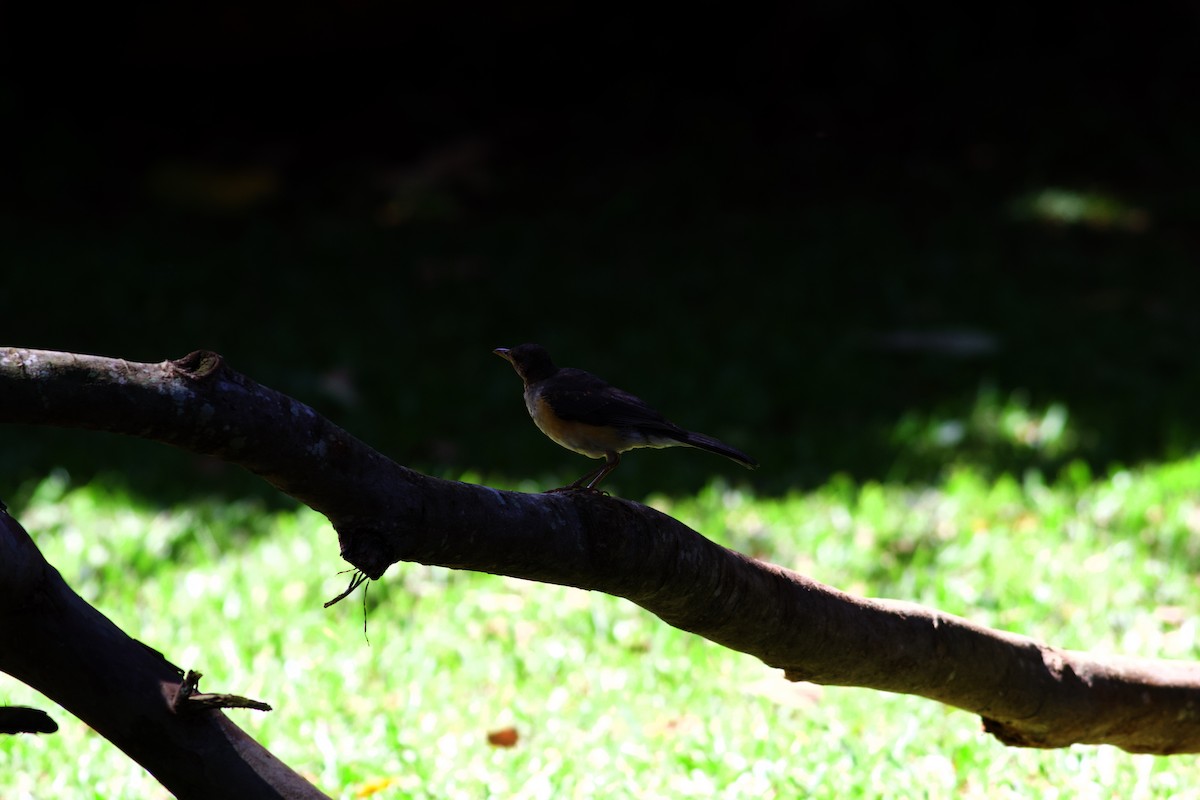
544, 485, 609, 496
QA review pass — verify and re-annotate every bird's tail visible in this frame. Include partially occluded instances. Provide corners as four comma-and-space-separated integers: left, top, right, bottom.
678, 431, 758, 470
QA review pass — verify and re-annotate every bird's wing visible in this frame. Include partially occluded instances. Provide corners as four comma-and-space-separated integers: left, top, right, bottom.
542, 369, 686, 435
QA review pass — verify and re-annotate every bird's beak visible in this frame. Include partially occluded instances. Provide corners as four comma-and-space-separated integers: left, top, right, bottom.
493, 347, 513, 363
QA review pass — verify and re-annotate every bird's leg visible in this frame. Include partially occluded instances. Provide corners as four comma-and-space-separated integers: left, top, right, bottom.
548, 452, 621, 493
585, 451, 620, 489
546, 463, 604, 493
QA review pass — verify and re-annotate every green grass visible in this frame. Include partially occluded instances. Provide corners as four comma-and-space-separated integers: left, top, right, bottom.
4, 459, 1200, 799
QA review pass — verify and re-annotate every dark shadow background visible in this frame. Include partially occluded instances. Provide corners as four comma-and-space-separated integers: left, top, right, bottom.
3, 5, 1198, 501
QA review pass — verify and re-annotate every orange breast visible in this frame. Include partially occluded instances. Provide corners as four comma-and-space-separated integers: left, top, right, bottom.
528, 394, 631, 458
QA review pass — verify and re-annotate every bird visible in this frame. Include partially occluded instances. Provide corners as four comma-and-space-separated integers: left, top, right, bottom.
494, 343, 757, 491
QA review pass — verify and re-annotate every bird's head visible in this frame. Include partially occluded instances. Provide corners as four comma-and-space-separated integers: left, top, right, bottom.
493, 343, 558, 385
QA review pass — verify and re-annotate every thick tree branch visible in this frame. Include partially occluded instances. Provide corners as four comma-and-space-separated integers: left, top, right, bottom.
2, 347, 1199, 756
0, 505, 330, 799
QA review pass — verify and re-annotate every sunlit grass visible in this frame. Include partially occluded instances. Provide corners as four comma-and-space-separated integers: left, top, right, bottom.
4, 459, 1200, 798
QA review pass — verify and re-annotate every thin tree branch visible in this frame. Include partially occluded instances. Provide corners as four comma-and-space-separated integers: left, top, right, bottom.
0, 706, 57, 735
2, 347, 1199, 755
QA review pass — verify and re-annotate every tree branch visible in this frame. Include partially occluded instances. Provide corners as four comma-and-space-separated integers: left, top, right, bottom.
0, 706, 57, 735
0, 504, 331, 798
2, 347, 1199, 755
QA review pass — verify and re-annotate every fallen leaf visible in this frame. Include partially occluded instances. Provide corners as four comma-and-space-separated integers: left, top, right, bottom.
487, 726, 520, 747
356, 776, 399, 797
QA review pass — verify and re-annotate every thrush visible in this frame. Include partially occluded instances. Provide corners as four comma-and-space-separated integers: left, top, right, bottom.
495, 343, 757, 490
